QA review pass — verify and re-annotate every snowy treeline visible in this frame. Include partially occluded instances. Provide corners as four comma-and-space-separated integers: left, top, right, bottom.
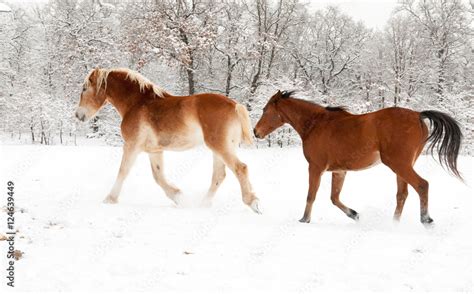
0, 0, 472, 151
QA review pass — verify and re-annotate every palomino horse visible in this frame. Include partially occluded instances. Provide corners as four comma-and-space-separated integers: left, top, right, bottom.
75, 68, 261, 213
254, 90, 462, 225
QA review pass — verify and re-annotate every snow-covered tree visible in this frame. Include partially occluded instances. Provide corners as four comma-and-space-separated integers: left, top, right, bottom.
0, 0, 472, 152
398, 0, 472, 99
121, 0, 219, 95
290, 6, 370, 99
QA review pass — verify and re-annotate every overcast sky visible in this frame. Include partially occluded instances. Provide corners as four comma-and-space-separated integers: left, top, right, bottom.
3, 0, 399, 29
307, 0, 399, 29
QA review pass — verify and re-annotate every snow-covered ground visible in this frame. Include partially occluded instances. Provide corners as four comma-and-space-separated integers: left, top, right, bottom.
0, 145, 472, 292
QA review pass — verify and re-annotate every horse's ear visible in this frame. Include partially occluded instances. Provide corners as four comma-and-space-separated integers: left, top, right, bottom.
281, 90, 295, 99
87, 68, 96, 77
85, 68, 99, 86
276, 90, 282, 97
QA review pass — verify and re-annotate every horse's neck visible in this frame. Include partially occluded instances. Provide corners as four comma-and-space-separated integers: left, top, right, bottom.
277, 98, 324, 139
105, 74, 147, 118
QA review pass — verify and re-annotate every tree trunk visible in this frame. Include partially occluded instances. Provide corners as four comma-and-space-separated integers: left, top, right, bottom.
436, 69, 445, 101
59, 121, 63, 144
394, 84, 400, 106
250, 57, 263, 95
407, 74, 415, 98
321, 76, 329, 97
30, 125, 35, 143
225, 56, 233, 97
394, 72, 400, 106
436, 49, 446, 101
186, 67, 195, 95
266, 45, 276, 79
40, 120, 45, 144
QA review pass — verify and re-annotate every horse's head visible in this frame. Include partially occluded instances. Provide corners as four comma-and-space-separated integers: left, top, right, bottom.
75, 68, 108, 122
254, 90, 293, 139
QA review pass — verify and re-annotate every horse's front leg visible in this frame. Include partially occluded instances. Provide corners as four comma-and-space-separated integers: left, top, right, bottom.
104, 144, 139, 204
149, 152, 181, 204
299, 163, 323, 223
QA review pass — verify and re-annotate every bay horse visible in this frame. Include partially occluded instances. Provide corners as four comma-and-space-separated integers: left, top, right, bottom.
75, 68, 261, 213
254, 90, 462, 226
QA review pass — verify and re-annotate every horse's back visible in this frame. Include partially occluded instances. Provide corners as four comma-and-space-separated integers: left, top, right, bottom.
304, 107, 427, 170
370, 107, 428, 161
348, 107, 427, 150
191, 93, 245, 149
193, 93, 236, 106
135, 93, 243, 152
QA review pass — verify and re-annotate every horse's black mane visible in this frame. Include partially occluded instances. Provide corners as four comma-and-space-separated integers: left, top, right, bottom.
281, 90, 297, 98
325, 106, 348, 112
280, 90, 347, 112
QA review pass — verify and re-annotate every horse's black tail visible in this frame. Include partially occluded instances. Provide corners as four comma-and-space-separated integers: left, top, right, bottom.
420, 110, 463, 180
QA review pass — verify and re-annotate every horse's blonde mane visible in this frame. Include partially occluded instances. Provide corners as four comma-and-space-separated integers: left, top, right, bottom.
84, 67, 167, 98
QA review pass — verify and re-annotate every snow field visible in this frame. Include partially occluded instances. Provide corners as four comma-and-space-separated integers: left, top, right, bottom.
0, 145, 471, 292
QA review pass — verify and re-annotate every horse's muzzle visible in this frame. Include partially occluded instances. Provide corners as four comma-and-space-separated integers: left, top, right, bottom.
253, 128, 261, 139
75, 108, 87, 122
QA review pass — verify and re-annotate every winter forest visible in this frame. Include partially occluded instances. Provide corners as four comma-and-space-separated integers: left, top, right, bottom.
0, 0, 472, 152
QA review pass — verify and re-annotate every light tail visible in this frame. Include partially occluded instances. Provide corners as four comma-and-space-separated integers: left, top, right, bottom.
235, 104, 253, 146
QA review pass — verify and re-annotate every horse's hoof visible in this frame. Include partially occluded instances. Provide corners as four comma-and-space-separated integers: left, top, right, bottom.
347, 209, 359, 221
167, 187, 181, 197
299, 217, 310, 223
200, 196, 213, 208
103, 196, 118, 204
171, 192, 184, 206
172, 188, 182, 196
249, 199, 262, 214
421, 216, 434, 228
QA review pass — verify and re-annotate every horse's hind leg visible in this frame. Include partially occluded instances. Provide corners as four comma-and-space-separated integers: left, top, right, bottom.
393, 175, 408, 221
202, 115, 259, 213
400, 168, 431, 225
330, 171, 359, 220
149, 152, 181, 204
218, 150, 260, 214
104, 144, 139, 204
202, 153, 226, 207
385, 162, 432, 226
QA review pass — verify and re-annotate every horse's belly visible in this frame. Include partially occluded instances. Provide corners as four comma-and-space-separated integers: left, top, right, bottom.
328, 151, 381, 172
144, 123, 204, 152
351, 151, 382, 171
160, 136, 203, 151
